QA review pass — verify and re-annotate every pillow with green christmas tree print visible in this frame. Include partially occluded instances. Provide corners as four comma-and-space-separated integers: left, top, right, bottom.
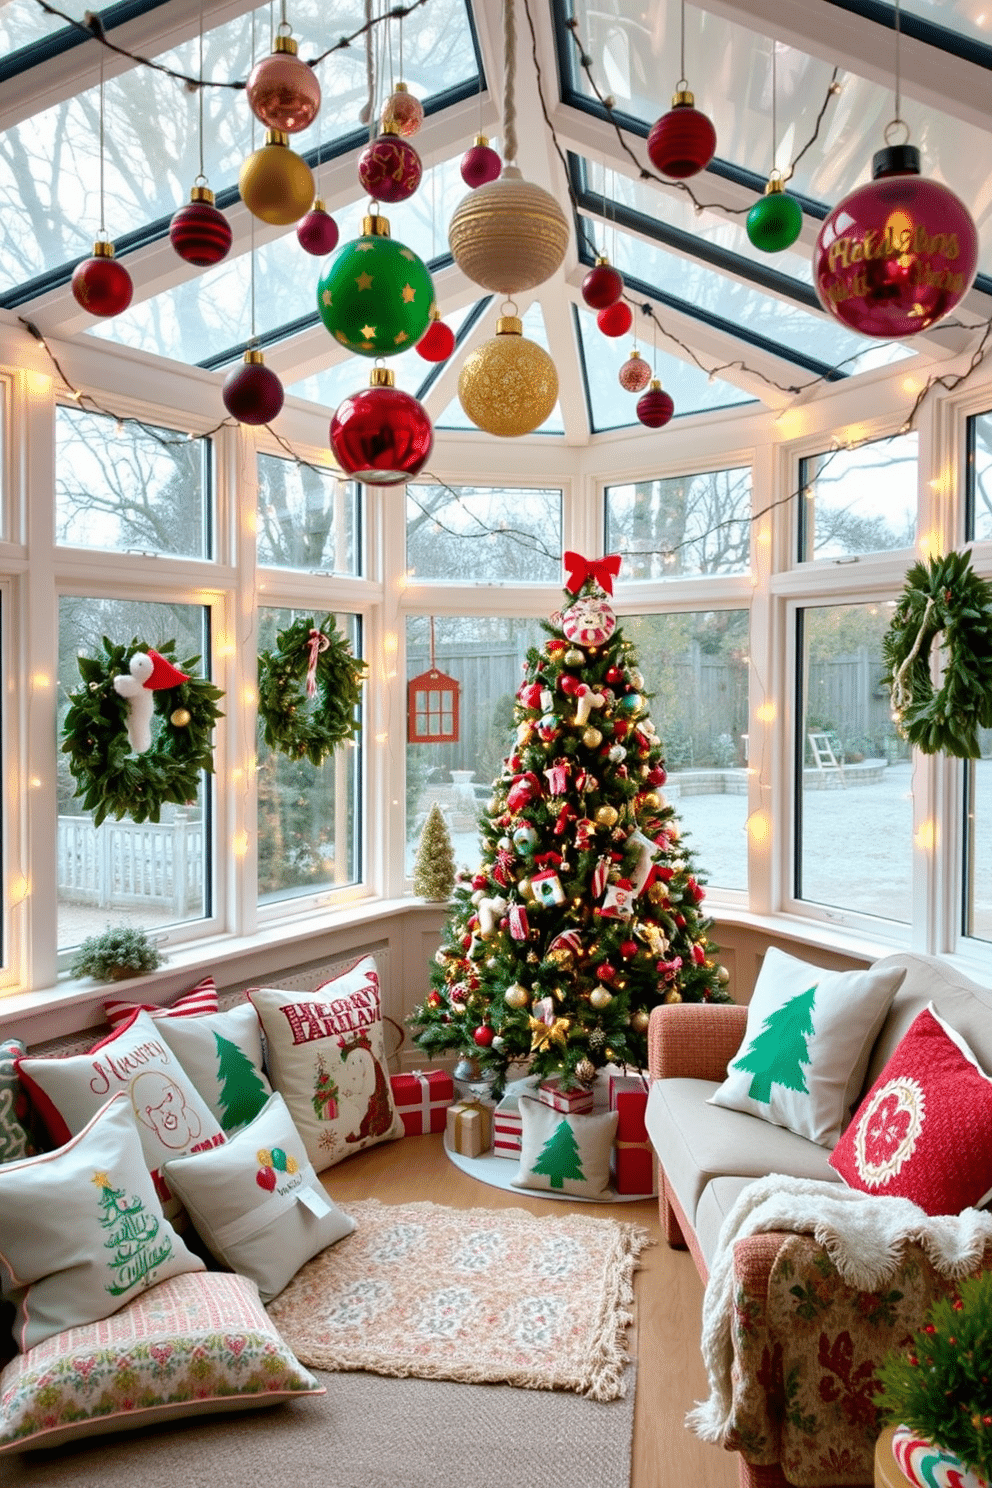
709, 947, 906, 1146
512, 1097, 618, 1200
0, 1094, 203, 1352
156, 1002, 272, 1134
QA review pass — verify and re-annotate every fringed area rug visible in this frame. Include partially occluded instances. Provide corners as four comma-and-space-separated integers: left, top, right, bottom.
266, 1197, 650, 1401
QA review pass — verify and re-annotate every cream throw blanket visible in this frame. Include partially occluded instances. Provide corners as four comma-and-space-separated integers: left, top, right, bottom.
687, 1174, 992, 1444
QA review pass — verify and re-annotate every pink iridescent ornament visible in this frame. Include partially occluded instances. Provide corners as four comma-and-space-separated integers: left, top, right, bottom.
618, 350, 652, 392
814, 143, 979, 339
380, 82, 424, 138
246, 29, 321, 134
357, 126, 422, 204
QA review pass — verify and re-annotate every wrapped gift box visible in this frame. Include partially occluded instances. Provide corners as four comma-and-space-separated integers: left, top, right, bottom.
538, 1077, 594, 1115
611, 1084, 648, 1143
614, 1141, 655, 1195
608, 1071, 649, 1120
493, 1093, 523, 1158
445, 1098, 493, 1157
390, 1069, 455, 1136
612, 1084, 654, 1194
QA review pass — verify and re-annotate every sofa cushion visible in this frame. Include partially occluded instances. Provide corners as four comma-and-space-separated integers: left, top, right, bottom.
709, 947, 905, 1146
156, 1002, 272, 1133
0, 1041, 36, 1165
830, 1004, 992, 1215
694, 1176, 762, 1272
103, 974, 218, 1028
511, 1096, 618, 1199
0, 1270, 323, 1454
646, 1077, 839, 1230
860, 952, 992, 1097
162, 1092, 356, 1303
0, 1094, 204, 1352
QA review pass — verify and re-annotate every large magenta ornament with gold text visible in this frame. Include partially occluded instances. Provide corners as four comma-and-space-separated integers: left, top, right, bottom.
814, 144, 979, 339
317, 211, 434, 357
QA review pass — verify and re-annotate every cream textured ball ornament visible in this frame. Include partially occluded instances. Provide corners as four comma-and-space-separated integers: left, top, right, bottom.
458, 314, 558, 438
448, 166, 569, 294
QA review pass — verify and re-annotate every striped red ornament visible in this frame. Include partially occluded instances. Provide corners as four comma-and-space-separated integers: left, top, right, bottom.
170, 186, 232, 267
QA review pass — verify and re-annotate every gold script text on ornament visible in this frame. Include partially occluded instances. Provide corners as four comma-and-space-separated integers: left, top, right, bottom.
827, 225, 961, 271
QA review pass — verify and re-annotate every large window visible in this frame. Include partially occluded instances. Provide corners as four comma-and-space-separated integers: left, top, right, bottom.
796, 603, 910, 922
967, 409, 992, 543
798, 433, 918, 562
406, 485, 562, 584
623, 611, 749, 892
57, 597, 212, 952
965, 733, 992, 943
606, 467, 752, 578
256, 456, 359, 574
55, 406, 211, 558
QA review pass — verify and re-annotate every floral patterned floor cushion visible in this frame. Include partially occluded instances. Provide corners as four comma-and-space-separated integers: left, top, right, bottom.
0, 1270, 323, 1454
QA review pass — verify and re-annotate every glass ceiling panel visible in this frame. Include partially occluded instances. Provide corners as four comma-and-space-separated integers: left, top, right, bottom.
0, 0, 478, 292
87, 158, 468, 363
576, 305, 754, 428
875, 0, 992, 49
0, 0, 83, 52
287, 304, 479, 407
437, 303, 564, 434
566, 0, 992, 277
582, 215, 914, 381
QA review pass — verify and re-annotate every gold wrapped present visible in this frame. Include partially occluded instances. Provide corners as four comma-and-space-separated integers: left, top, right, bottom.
445, 1098, 493, 1157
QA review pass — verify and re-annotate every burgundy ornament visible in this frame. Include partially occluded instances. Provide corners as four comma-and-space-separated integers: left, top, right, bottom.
636, 378, 675, 428
357, 126, 422, 204
813, 143, 979, 339
222, 350, 285, 426
330, 369, 434, 485
619, 350, 652, 392
169, 184, 232, 267
246, 29, 321, 134
460, 135, 502, 189
581, 257, 623, 309
416, 312, 456, 363
296, 199, 339, 256
71, 241, 133, 318
597, 300, 633, 338
647, 88, 717, 179
380, 81, 424, 138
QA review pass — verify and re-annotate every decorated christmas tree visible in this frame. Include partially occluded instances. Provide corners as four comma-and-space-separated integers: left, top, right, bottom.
413, 802, 457, 901
409, 552, 731, 1096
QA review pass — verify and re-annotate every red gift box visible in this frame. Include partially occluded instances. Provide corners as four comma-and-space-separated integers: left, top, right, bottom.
613, 1141, 656, 1195
613, 1087, 648, 1143
390, 1069, 455, 1136
493, 1093, 523, 1158
538, 1077, 594, 1115
609, 1078, 653, 1194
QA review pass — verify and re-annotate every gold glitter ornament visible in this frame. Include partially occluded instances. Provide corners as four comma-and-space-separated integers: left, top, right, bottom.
629, 1008, 651, 1032
595, 804, 619, 828
169, 707, 191, 727
504, 982, 530, 1008
564, 647, 585, 666
582, 727, 603, 748
666, 989, 682, 1004
575, 1057, 597, 1085
448, 166, 569, 294
716, 965, 730, 984
589, 985, 613, 1009
458, 314, 558, 438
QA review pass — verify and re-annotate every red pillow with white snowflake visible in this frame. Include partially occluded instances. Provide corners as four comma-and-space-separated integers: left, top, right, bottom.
829, 1003, 992, 1215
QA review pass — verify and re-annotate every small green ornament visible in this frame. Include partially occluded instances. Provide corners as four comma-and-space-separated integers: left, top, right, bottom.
746, 177, 803, 254
316, 210, 433, 357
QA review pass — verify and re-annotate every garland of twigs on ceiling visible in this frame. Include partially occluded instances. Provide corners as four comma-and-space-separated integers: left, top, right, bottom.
61, 638, 225, 826
882, 549, 992, 758
257, 615, 367, 766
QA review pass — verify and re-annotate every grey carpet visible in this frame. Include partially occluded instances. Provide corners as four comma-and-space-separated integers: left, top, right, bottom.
2, 1364, 637, 1488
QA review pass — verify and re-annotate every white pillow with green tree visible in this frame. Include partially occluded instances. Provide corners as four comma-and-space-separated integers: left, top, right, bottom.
512, 1096, 618, 1199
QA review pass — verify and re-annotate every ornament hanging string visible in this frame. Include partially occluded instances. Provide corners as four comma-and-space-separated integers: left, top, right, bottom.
502, 0, 518, 166
305, 627, 330, 697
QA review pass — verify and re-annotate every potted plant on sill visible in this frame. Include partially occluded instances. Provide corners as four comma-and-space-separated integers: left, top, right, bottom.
70, 925, 165, 982
875, 1270, 992, 1488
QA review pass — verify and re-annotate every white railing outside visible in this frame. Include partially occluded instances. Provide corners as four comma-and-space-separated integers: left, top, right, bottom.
57, 814, 204, 918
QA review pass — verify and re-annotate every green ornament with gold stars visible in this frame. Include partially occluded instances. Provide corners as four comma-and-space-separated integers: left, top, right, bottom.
316, 210, 434, 357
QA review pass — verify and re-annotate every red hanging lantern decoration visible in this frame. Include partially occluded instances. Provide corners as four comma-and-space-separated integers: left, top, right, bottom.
169, 183, 232, 267
813, 142, 979, 339
597, 300, 632, 338
647, 87, 717, 179
380, 81, 424, 137
296, 199, 339, 256
357, 125, 422, 204
246, 26, 321, 134
460, 135, 502, 188
222, 349, 284, 425
71, 241, 133, 318
330, 368, 434, 486
636, 379, 675, 428
407, 617, 460, 744
416, 308, 456, 363
581, 256, 623, 309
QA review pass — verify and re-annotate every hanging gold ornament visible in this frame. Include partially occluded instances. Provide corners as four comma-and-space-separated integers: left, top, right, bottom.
504, 982, 530, 1008
564, 647, 585, 666
574, 1057, 597, 1085
589, 985, 613, 1009
448, 166, 569, 294
595, 804, 619, 828
666, 989, 683, 1004
239, 130, 314, 225
169, 707, 192, 727
582, 726, 603, 748
629, 1008, 651, 1033
458, 314, 558, 437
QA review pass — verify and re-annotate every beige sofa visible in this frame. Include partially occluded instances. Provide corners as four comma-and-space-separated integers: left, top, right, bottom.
645, 950, 992, 1488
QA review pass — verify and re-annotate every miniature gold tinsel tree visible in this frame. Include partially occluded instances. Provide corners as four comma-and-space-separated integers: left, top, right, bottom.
413, 802, 457, 901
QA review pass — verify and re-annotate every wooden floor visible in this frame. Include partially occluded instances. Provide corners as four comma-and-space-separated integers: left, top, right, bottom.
322, 1134, 739, 1488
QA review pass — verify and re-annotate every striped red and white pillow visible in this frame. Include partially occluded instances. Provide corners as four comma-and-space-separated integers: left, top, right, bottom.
103, 974, 217, 1028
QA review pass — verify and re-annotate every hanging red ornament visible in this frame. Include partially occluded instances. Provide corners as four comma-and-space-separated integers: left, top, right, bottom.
618, 349, 652, 392
245, 27, 321, 134
460, 134, 502, 188
222, 349, 285, 425
597, 300, 632, 338
636, 379, 675, 428
71, 241, 133, 318
330, 368, 434, 485
473, 1023, 495, 1047
416, 308, 456, 362
581, 256, 623, 309
169, 183, 232, 267
357, 125, 422, 203
296, 199, 339, 256
813, 142, 979, 339
380, 81, 424, 137
647, 87, 717, 179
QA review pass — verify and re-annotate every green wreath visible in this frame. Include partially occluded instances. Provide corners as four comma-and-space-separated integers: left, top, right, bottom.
61, 638, 225, 826
882, 550, 992, 758
257, 616, 367, 766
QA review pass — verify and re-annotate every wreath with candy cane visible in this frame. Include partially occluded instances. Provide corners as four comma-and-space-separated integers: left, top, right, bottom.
882, 550, 992, 758
257, 616, 367, 765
